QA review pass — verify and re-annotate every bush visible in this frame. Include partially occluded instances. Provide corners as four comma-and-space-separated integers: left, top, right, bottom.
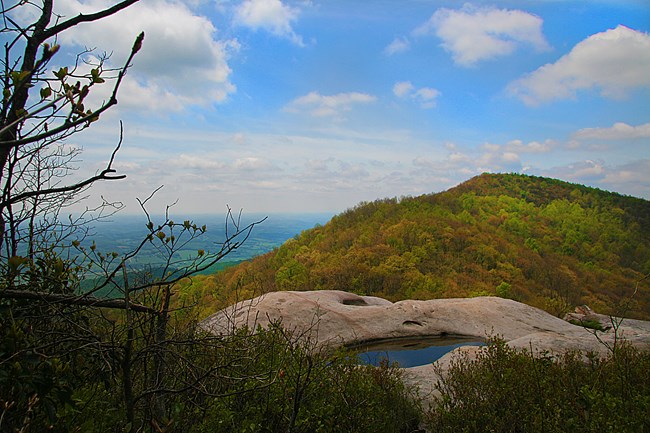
188, 325, 422, 433
0, 311, 421, 432
568, 318, 605, 331
427, 338, 650, 433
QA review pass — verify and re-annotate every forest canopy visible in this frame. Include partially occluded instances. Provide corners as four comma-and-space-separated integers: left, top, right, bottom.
191, 173, 650, 320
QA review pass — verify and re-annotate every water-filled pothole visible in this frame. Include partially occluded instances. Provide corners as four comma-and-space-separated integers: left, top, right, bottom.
355, 336, 485, 368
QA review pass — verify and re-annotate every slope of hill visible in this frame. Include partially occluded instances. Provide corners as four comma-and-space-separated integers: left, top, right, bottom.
190, 173, 650, 319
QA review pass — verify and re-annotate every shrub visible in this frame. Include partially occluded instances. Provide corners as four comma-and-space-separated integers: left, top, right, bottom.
568, 318, 605, 331
188, 325, 422, 433
495, 282, 512, 299
427, 338, 650, 433
1, 309, 422, 432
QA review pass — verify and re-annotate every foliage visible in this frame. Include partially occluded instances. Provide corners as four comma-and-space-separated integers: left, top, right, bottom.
188, 325, 422, 433
569, 318, 605, 331
0, 309, 422, 432
427, 338, 650, 433
0, 1, 647, 430
211, 173, 650, 319
0, 1, 263, 430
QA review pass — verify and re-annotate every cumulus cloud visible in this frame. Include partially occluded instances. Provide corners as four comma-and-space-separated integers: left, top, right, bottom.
472, 138, 555, 172
413, 88, 441, 108
477, 151, 523, 172
53, 0, 237, 112
233, 157, 273, 170
415, 4, 549, 67
504, 139, 555, 153
509, 26, 650, 105
177, 154, 225, 170
384, 37, 410, 55
235, 0, 304, 46
538, 158, 650, 199
572, 122, 650, 141
393, 81, 415, 97
544, 160, 606, 183
393, 81, 441, 108
285, 91, 377, 117
601, 159, 650, 196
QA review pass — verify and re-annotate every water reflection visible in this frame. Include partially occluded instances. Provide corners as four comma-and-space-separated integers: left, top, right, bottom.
356, 336, 485, 368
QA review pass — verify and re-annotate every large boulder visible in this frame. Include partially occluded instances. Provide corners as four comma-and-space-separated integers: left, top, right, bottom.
202, 290, 649, 349
201, 290, 650, 402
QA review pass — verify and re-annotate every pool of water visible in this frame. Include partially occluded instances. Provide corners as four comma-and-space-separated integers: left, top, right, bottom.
355, 336, 485, 368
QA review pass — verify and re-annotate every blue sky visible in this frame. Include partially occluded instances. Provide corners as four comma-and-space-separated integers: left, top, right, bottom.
38, 0, 650, 214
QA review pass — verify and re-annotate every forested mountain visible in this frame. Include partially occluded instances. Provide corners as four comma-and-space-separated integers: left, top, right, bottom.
186, 173, 650, 320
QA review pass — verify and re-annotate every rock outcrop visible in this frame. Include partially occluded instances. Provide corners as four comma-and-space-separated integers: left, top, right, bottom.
201, 290, 650, 402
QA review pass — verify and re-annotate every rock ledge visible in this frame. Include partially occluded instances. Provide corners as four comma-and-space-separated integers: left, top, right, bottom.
201, 290, 650, 400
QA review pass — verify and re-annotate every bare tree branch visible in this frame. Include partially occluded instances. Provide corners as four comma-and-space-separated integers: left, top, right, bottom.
0, 288, 156, 313
41, 0, 141, 42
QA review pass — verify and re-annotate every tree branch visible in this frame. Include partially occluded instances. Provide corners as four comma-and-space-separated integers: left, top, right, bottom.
1, 32, 144, 149
0, 289, 156, 313
40, 0, 141, 42
0, 124, 126, 208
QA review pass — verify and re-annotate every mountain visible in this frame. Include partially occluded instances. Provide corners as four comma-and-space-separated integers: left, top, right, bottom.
197, 173, 650, 320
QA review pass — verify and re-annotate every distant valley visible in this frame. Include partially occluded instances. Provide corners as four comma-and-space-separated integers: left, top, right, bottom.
84, 212, 332, 273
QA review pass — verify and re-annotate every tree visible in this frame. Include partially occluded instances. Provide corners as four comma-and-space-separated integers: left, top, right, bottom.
0, 1, 265, 431
1, 0, 142, 292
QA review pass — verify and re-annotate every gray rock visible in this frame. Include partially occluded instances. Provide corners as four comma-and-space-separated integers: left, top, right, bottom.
201, 290, 650, 404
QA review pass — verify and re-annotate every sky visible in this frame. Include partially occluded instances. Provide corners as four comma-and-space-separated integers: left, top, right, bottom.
21, 0, 650, 214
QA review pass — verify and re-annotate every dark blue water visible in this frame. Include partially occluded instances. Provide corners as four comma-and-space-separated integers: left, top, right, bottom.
357, 337, 485, 368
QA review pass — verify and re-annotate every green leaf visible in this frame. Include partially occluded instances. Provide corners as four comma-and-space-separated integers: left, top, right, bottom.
40, 87, 52, 99
89, 70, 104, 83
54, 67, 68, 80
8, 255, 28, 271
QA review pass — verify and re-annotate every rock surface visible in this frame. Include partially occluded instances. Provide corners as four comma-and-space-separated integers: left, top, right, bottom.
201, 290, 650, 402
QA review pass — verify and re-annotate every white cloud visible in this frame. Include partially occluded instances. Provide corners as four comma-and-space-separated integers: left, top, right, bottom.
601, 159, 650, 196
572, 122, 650, 141
414, 87, 441, 108
505, 139, 554, 153
393, 81, 441, 108
285, 91, 377, 117
509, 26, 650, 105
177, 154, 225, 170
393, 81, 415, 97
473, 138, 556, 172
538, 159, 650, 198
233, 157, 273, 170
574, 160, 606, 178
544, 160, 606, 184
53, 0, 237, 112
448, 152, 470, 163
415, 4, 549, 67
501, 152, 520, 163
235, 0, 304, 46
384, 37, 410, 55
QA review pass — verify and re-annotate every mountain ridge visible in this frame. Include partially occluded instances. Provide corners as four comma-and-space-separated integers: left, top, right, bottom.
192, 173, 649, 319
